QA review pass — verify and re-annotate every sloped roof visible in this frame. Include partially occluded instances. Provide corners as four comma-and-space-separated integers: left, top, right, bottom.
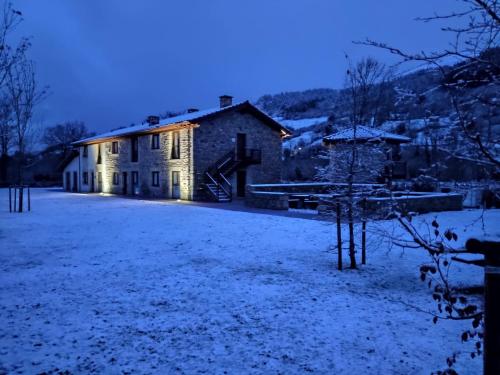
73, 101, 291, 146
323, 125, 411, 144
57, 150, 79, 172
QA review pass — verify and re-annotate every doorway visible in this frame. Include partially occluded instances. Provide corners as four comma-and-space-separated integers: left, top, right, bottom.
236, 133, 246, 160
65, 172, 70, 191
90, 172, 95, 192
236, 170, 246, 197
122, 172, 128, 195
97, 172, 102, 192
171, 171, 180, 199
72, 172, 78, 192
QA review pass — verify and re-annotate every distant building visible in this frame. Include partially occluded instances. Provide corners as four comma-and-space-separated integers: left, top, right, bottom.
323, 125, 411, 181
62, 96, 291, 201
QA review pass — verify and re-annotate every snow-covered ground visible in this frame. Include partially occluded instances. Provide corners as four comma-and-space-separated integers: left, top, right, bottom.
1, 189, 498, 374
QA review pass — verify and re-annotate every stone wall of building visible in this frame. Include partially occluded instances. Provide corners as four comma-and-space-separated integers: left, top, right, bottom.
74, 126, 195, 199
193, 110, 283, 199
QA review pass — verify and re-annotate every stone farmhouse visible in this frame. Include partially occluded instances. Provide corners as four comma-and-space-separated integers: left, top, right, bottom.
62, 96, 291, 201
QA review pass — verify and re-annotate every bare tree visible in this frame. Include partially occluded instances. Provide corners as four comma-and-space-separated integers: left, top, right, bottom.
6, 54, 46, 182
357, 1, 499, 371
342, 56, 394, 126
43, 121, 92, 153
358, 0, 500, 169
318, 57, 393, 269
0, 2, 29, 183
0, 96, 11, 182
0, 2, 26, 87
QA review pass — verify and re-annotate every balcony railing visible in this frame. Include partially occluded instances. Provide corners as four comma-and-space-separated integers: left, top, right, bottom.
237, 148, 261, 163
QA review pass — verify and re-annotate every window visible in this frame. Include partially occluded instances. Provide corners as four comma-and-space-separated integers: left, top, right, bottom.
97, 144, 102, 164
131, 137, 138, 162
152, 171, 159, 187
83, 172, 88, 184
113, 172, 119, 185
171, 131, 180, 159
83, 145, 88, 157
151, 134, 160, 149
98, 172, 103, 183
132, 171, 139, 186
112, 141, 119, 154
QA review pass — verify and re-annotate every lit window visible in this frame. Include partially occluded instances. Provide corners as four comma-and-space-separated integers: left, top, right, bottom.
171, 131, 180, 159
97, 144, 102, 164
152, 171, 159, 187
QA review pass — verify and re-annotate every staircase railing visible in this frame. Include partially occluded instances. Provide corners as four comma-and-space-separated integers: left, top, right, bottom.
204, 147, 261, 202
219, 172, 232, 201
205, 171, 231, 201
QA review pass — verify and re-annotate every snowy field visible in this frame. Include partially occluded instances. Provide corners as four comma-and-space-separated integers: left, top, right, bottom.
1, 189, 498, 374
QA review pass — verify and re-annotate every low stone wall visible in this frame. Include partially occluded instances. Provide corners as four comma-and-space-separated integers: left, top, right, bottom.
246, 183, 464, 215
245, 191, 289, 210
249, 182, 383, 194
365, 193, 463, 215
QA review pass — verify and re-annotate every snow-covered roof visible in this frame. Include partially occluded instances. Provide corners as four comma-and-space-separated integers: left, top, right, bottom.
73, 101, 291, 145
323, 125, 411, 144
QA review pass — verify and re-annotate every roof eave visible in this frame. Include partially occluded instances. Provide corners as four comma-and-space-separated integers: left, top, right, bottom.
72, 121, 200, 146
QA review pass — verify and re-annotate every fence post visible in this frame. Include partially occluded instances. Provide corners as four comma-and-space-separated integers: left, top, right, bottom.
18, 186, 23, 213
28, 186, 31, 211
466, 239, 500, 375
13, 186, 17, 212
9, 186, 12, 212
336, 200, 342, 270
361, 198, 367, 265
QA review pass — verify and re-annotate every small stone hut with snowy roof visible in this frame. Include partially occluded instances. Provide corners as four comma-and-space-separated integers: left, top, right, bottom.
323, 125, 411, 181
62, 96, 291, 201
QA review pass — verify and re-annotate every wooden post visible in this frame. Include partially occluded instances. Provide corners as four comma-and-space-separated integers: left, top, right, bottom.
18, 186, 23, 213
28, 186, 31, 211
336, 200, 342, 270
361, 220, 367, 265
466, 239, 500, 375
361, 198, 367, 265
13, 186, 17, 212
9, 186, 12, 212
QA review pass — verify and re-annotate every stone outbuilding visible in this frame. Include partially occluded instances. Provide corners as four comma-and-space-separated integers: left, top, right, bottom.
63, 96, 291, 201
323, 125, 411, 182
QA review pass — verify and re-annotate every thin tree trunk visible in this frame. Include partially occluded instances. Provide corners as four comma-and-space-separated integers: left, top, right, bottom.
347, 145, 357, 269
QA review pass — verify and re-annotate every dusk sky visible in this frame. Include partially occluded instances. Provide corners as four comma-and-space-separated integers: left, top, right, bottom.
15, 0, 465, 134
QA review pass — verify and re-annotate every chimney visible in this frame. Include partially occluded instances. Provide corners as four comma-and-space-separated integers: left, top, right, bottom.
147, 115, 160, 126
187, 108, 199, 113
219, 95, 233, 108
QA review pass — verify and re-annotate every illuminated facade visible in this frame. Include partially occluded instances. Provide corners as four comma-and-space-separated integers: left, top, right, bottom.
62, 98, 291, 201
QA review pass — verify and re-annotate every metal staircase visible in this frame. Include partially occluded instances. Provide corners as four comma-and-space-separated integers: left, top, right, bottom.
204, 148, 261, 202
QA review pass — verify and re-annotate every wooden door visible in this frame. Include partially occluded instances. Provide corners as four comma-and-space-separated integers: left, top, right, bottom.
171, 171, 180, 199
132, 171, 139, 195
236, 170, 246, 197
97, 172, 102, 192
65, 172, 70, 191
122, 172, 128, 195
236, 133, 246, 160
